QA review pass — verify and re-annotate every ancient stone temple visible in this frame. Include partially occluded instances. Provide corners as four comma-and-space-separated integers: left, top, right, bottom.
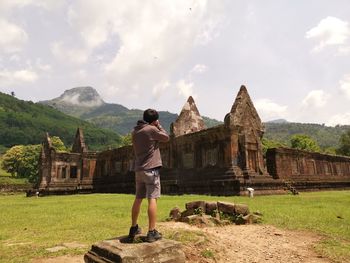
38, 130, 97, 194
35, 85, 350, 196
170, 96, 206, 137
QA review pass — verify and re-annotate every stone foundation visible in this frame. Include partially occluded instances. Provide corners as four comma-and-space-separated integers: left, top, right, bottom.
84, 237, 185, 263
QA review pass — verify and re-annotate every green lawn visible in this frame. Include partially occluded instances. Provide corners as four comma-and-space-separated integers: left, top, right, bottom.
0, 191, 349, 263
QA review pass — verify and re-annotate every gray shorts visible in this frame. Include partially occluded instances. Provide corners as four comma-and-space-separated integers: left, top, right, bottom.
135, 169, 161, 199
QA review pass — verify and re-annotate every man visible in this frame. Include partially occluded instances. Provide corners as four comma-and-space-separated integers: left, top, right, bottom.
128, 109, 169, 242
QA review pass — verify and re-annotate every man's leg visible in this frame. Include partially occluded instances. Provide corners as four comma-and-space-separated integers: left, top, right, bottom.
131, 198, 143, 226
148, 198, 157, 230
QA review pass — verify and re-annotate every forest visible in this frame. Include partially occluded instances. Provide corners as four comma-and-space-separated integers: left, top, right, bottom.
0, 92, 121, 152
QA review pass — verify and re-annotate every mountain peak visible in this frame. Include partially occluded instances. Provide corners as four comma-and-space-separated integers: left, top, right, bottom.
57, 86, 104, 107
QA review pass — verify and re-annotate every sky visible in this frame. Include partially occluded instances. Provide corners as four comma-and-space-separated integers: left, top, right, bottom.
0, 0, 350, 125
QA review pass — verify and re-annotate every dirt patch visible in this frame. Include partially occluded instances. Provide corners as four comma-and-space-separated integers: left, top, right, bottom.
32, 255, 84, 263
32, 223, 330, 263
159, 222, 330, 263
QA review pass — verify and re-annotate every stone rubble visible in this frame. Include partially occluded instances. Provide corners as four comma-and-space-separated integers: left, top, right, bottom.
168, 200, 261, 226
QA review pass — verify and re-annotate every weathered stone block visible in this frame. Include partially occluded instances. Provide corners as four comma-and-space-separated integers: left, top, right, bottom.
181, 215, 214, 227
169, 207, 181, 221
217, 201, 235, 214
243, 214, 261, 224
185, 201, 206, 213
84, 237, 185, 263
205, 202, 218, 215
234, 204, 250, 216
180, 209, 194, 219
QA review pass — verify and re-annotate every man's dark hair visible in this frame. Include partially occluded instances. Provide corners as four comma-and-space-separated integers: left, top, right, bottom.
143, 109, 159, 124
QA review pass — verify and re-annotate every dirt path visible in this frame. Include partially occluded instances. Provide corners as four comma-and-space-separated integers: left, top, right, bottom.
159, 222, 329, 263
32, 222, 330, 263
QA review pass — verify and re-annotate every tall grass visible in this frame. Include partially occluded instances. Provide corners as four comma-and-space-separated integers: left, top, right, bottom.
0, 191, 349, 263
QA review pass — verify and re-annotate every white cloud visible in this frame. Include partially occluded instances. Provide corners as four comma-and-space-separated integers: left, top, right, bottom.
195, 18, 222, 45
67, 0, 224, 99
177, 79, 196, 99
77, 69, 87, 79
0, 0, 62, 13
60, 93, 103, 107
152, 81, 170, 99
339, 74, 350, 99
305, 16, 350, 52
51, 41, 89, 64
191, 64, 208, 74
0, 68, 38, 86
302, 90, 330, 108
0, 19, 27, 53
35, 58, 51, 72
254, 99, 287, 121
327, 113, 350, 126
9, 54, 21, 62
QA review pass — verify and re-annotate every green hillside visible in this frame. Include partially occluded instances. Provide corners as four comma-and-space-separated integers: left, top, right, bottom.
81, 105, 181, 134
0, 92, 121, 151
36, 87, 350, 150
264, 122, 350, 149
40, 87, 222, 134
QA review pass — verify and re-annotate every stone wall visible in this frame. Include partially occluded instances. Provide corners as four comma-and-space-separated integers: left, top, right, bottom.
91, 124, 242, 195
266, 147, 350, 190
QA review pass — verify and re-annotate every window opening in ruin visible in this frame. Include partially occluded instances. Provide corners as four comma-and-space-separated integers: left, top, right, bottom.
332, 163, 338, 175
316, 161, 324, 175
83, 161, 90, 177
70, 166, 78, 178
61, 166, 67, 179
306, 161, 315, 175
247, 150, 258, 172
103, 161, 109, 176
61, 167, 66, 179
291, 160, 298, 175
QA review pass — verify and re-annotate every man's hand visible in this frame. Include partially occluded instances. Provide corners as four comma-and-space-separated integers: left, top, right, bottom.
151, 120, 161, 129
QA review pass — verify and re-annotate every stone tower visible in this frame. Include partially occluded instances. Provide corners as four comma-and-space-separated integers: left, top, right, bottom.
38, 133, 53, 188
224, 85, 267, 178
170, 96, 206, 137
72, 128, 88, 153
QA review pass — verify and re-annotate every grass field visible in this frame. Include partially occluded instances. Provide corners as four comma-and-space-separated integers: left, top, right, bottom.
0, 191, 349, 263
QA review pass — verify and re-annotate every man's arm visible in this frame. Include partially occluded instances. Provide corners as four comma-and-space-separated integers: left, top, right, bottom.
151, 121, 170, 142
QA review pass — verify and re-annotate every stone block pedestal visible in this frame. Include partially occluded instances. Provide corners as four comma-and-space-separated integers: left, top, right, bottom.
84, 236, 185, 263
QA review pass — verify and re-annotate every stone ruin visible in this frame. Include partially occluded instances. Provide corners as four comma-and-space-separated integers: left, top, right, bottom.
170, 96, 206, 137
168, 200, 261, 226
84, 238, 185, 263
33, 85, 350, 196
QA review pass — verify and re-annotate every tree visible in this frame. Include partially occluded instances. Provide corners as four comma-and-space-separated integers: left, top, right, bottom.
1, 136, 67, 184
51, 136, 67, 152
323, 147, 337, 155
17, 145, 41, 183
290, 134, 320, 152
336, 129, 350, 156
1, 144, 41, 183
121, 133, 132, 146
261, 138, 286, 155
1, 145, 24, 177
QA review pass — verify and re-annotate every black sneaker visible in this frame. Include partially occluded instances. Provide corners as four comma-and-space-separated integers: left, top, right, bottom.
128, 224, 141, 239
146, 229, 162, 243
